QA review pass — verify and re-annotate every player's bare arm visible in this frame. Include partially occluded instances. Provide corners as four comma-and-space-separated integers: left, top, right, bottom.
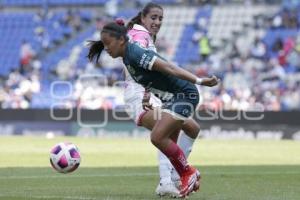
152, 58, 219, 87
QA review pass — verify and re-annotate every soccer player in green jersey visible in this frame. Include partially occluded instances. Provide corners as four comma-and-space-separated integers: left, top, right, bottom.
87, 22, 219, 198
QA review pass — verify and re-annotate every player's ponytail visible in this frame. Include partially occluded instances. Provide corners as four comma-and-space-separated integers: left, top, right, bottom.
87, 40, 104, 63
87, 22, 128, 63
126, 11, 142, 30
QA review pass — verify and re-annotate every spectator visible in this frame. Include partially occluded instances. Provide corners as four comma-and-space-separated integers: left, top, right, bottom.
156, 36, 173, 56
19, 40, 35, 75
250, 37, 267, 59
272, 37, 284, 52
105, 0, 118, 18
195, 32, 212, 62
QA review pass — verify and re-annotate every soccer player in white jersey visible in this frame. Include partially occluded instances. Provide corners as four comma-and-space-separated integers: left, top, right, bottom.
117, 2, 201, 197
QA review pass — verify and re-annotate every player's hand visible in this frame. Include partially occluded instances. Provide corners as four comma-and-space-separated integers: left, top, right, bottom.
142, 91, 153, 111
200, 75, 219, 87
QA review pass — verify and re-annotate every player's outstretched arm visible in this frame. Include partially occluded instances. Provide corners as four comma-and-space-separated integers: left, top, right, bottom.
152, 58, 219, 87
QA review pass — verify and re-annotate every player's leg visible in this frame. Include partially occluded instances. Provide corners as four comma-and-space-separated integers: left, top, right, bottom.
163, 118, 200, 183
124, 85, 198, 196
141, 110, 172, 183
180, 118, 200, 157
142, 109, 199, 154
171, 118, 201, 187
124, 87, 180, 196
150, 112, 199, 197
140, 109, 180, 197
142, 108, 201, 191
137, 93, 200, 196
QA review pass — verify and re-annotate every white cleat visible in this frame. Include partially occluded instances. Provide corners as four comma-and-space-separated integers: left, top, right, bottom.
193, 170, 201, 192
171, 168, 181, 189
155, 181, 181, 198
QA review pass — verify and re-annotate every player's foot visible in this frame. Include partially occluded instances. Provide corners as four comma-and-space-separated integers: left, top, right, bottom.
172, 167, 201, 192
155, 180, 180, 198
179, 166, 199, 198
193, 170, 201, 192
171, 167, 181, 189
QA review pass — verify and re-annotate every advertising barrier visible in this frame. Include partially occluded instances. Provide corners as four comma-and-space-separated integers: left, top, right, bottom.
0, 109, 299, 140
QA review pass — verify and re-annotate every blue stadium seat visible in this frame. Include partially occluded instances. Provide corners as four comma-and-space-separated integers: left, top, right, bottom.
2, 0, 116, 7
0, 13, 36, 75
263, 29, 298, 52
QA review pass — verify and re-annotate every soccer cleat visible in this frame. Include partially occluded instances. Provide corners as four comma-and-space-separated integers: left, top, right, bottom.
171, 167, 181, 189
179, 166, 200, 198
193, 170, 201, 192
172, 167, 201, 192
155, 181, 180, 198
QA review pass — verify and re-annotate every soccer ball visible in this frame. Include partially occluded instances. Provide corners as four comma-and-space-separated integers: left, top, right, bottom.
50, 142, 81, 173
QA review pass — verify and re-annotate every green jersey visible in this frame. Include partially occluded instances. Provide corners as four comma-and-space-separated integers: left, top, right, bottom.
123, 42, 195, 102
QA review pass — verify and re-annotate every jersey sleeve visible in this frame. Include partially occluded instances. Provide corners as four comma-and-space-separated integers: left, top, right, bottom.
128, 44, 157, 71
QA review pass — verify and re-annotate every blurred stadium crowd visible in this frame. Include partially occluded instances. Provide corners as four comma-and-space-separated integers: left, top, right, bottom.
0, 0, 299, 111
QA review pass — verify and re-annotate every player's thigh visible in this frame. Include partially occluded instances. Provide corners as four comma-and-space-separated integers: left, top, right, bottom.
124, 91, 162, 127
142, 108, 180, 143
170, 129, 180, 143
140, 109, 156, 130
151, 112, 183, 142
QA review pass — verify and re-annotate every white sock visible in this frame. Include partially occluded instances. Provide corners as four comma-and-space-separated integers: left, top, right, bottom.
177, 131, 196, 158
157, 150, 172, 183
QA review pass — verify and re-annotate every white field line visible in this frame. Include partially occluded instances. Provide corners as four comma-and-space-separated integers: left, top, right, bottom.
0, 194, 97, 200
0, 172, 156, 180
0, 170, 299, 180
0, 194, 148, 200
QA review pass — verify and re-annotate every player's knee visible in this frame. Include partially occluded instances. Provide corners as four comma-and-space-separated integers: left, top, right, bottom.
150, 132, 160, 147
191, 123, 200, 139
183, 120, 200, 139
151, 131, 166, 148
194, 123, 200, 135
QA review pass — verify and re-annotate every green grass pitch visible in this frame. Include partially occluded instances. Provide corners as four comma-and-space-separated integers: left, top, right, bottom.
0, 136, 299, 200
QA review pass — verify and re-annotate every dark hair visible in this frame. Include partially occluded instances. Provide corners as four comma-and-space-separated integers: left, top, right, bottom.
126, 2, 163, 31
87, 22, 128, 63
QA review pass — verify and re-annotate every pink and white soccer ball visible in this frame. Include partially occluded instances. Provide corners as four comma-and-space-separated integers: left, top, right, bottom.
50, 142, 81, 173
